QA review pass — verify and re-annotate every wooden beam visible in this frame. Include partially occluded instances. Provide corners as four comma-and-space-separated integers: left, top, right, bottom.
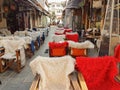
30, 74, 40, 90
78, 72, 88, 90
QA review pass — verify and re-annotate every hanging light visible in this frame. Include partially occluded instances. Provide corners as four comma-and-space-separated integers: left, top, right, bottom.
3, 6, 9, 12
10, 3, 16, 11
3, 0, 9, 12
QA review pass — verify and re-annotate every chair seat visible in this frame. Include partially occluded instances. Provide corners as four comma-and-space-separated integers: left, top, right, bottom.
1, 53, 16, 60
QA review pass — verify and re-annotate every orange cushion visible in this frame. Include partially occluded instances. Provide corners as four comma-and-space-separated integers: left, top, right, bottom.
71, 48, 86, 56
51, 48, 66, 56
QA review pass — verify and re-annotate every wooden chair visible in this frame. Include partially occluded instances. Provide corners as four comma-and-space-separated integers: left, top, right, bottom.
0, 48, 21, 73
30, 72, 88, 90
49, 41, 68, 57
0, 39, 26, 73
67, 40, 94, 57
30, 57, 88, 90
25, 41, 35, 58
0, 47, 8, 72
65, 32, 79, 42
69, 48, 87, 57
76, 56, 120, 90
114, 44, 120, 81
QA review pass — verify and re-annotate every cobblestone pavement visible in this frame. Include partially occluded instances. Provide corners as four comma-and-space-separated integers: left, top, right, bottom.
0, 26, 98, 90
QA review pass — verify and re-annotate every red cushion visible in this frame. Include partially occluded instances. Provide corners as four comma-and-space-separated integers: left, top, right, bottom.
51, 48, 66, 56
49, 42, 68, 56
70, 48, 86, 56
49, 42, 68, 49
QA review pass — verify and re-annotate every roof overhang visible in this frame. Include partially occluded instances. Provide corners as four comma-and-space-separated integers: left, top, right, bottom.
65, 0, 85, 9
27, 0, 42, 12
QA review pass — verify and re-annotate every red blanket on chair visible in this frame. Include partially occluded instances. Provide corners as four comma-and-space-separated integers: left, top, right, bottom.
76, 56, 120, 90
49, 42, 68, 48
66, 33, 79, 42
64, 29, 72, 34
114, 44, 120, 62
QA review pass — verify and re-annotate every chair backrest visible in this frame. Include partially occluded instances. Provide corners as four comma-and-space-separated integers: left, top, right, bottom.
49, 42, 68, 57
76, 56, 118, 90
67, 40, 94, 57
0, 40, 26, 54
30, 55, 75, 90
66, 32, 79, 42
114, 44, 120, 62
52, 35, 65, 42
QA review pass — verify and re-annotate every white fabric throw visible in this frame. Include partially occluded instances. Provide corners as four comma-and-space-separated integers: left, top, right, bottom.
30, 55, 75, 90
20, 47, 26, 67
52, 35, 65, 42
0, 40, 26, 54
67, 40, 94, 49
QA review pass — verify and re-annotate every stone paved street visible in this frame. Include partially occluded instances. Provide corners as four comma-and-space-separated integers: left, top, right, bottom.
0, 26, 98, 90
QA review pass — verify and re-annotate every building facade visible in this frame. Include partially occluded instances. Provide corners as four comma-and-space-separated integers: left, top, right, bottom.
48, 1, 65, 24
0, 0, 49, 33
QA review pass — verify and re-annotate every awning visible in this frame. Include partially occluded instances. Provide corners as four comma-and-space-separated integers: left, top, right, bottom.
27, 0, 43, 12
43, 10, 50, 16
65, 0, 85, 9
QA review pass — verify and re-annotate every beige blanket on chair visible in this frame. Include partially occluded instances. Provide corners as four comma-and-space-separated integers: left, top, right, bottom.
52, 35, 65, 42
67, 40, 94, 49
30, 55, 75, 90
0, 40, 26, 54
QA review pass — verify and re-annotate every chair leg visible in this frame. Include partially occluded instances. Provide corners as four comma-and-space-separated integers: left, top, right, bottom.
0, 59, 9, 73
0, 80, 1, 85
16, 60, 21, 73
7, 59, 21, 73
16, 50, 21, 73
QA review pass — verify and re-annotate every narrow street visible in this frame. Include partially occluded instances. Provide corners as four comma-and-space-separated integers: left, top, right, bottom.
0, 0, 120, 90
0, 26, 56, 90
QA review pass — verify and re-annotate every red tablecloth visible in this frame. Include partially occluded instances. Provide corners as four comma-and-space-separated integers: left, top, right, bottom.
76, 56, 120, 90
